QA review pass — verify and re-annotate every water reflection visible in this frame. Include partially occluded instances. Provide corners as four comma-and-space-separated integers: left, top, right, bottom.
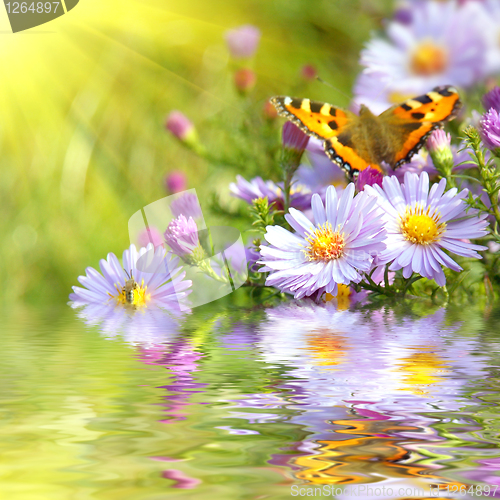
224, 302, 494, 496
70, 302, 184, 344
60, 300, 500, 498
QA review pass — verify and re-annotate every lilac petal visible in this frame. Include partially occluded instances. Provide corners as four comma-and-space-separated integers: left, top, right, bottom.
311, 194, 326, 225
325, 185, 339, 226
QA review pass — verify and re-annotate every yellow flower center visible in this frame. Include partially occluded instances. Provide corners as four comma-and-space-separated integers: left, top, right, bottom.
400, 205, 446, 245
325, 284, 351, 310
305, 222, 345, 262
111, 279, 150, 308
410, 41, 448, 76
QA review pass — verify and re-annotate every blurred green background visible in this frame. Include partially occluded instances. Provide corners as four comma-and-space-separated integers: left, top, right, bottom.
0, 0, 394, 307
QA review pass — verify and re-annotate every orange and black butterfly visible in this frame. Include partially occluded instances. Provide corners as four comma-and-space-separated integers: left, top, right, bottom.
270, 85, 462, 179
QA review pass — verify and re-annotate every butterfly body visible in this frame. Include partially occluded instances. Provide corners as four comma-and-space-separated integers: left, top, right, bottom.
271, 86, 462, 179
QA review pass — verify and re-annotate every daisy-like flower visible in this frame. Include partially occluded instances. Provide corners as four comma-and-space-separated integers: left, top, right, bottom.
353, 1, 486, 113
229, 175, 316, 211
365, 172, 489, 286
69, 243, 192, 310
259, 184, 387, 298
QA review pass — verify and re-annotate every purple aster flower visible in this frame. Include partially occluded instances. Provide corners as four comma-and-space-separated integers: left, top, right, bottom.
355, 167, 384, 192
353, 1, 486, 113
229, 175, 315, 211
69, 243, 191, 311
258, 184, 387, 298
164, 171, 187, 194
365, 172, 489, 286
164, 214, 200, 258
483, 86, 500, 112
480, 108, 500, 152
224, 24, 260, 59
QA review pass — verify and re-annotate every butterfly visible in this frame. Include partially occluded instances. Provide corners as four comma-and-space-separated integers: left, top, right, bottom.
270, 85, 462, 179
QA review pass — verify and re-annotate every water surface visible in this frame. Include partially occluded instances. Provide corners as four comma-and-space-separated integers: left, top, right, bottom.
1, 301, 500, 499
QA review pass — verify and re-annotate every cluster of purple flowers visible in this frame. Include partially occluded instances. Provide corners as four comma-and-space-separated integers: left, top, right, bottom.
258, 171, 488, 299
71, 8, 499, 318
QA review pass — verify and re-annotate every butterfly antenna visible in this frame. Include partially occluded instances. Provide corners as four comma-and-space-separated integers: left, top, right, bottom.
316, 77, 352, 102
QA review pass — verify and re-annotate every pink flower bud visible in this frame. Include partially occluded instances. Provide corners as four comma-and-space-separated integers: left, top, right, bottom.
263, 100, 278, 120
282, 122, 309, 153
300, 64, 317, 81
138, 227, 164, 248
234, 68, 256, 92
426, 129, 451, 154
224, 25, 261, 59
355, 167, 384, 192
165, 111, 195, 141
164, 215, 199, 257
165, 171, 187, 194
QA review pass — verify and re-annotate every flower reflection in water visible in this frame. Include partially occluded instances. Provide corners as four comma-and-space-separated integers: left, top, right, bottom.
136, 338, 207, 489
70, 301, 185, 345
137, 339, 207, 424
70, 293, 500, 495
223, 302, 491, 494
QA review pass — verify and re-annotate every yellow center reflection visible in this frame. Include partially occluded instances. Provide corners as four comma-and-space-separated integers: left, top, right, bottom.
306, 328, 348, 367
396, 348, 450, 395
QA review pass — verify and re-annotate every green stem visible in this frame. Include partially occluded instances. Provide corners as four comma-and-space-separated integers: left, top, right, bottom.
197, 259, 228, 283
283, 170, 293, 213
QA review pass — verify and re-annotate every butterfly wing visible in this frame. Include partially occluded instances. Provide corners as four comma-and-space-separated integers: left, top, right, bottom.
271, 96, 380, 177
270, 96, 356, 141
378, 85, 462, 168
